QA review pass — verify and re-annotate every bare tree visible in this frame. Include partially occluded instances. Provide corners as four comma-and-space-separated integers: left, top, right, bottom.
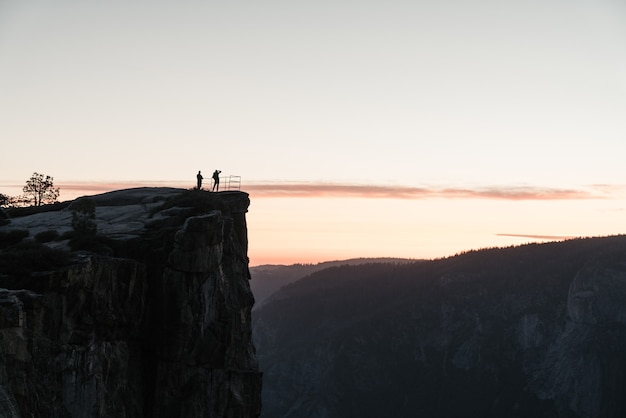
22, 172, 60, 206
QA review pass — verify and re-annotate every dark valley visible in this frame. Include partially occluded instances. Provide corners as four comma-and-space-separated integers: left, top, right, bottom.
253, 236, 626, 418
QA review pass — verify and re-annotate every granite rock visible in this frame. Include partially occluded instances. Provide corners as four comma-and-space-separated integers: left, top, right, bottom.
0, 188, 261, 417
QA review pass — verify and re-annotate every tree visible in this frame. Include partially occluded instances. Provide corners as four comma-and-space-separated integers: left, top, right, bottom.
22, 172, 60, 206
0, 193, 22, 208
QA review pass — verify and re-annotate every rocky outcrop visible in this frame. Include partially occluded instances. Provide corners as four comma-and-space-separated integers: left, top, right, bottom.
529, 261, 626, 417
153, 210, 260, 418
0, 189, 261, 417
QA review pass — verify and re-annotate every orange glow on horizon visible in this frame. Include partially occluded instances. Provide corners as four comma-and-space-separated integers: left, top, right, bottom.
2, 180, 618, 203
3, 180, 624, 267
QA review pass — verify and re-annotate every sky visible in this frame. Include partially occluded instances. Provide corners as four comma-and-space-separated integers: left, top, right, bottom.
1, 0, 626, 265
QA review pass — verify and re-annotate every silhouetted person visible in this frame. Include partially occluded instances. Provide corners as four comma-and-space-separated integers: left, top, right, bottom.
212, 170, 221, 191
197, 171, 203, 190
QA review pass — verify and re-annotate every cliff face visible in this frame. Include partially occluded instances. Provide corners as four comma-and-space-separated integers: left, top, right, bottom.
0, 189, 261, 417
0, 257, 148, 417
253, 236, 626, 418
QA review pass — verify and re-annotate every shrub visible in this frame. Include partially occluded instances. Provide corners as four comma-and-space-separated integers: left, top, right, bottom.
4, 201, 70, 218
35, 229, 60, 243
0, 241, 71, 276
68, 234, 115, 255
69, 198, 97, 236
0, 229, 30, 249
60, 230, 75, 240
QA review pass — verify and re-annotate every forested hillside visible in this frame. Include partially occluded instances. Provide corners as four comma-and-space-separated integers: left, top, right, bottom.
250, 258, 412, 306
253, 236, 626, 418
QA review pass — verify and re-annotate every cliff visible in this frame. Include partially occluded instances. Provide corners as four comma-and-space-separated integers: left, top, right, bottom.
253, 236, 626, 417
0, 188, 261, 417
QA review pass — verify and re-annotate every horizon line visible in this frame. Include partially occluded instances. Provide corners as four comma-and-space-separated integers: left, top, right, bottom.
496, 233, 579, 240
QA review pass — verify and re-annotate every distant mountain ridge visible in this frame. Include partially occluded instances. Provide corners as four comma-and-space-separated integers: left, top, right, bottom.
250, 257, 414, 307
253, 235, 626, 418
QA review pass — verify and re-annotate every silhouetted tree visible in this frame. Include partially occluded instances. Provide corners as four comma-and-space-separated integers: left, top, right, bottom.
22, 172, 60, 206
0, 193, 27, 208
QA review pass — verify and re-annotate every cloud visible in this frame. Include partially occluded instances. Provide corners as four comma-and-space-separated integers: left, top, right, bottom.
29, 180, 613, 202
245, 182, 600, 200
496, 233, 578, 240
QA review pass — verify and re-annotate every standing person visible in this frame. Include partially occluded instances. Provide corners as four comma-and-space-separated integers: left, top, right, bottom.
212, 170, 221, 191
196, 171, 203, 190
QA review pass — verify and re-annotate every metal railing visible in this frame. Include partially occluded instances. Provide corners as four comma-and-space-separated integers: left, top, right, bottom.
221, 175, 241, 191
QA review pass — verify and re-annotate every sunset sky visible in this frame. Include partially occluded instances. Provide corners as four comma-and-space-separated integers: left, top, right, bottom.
1, 0, 626, 265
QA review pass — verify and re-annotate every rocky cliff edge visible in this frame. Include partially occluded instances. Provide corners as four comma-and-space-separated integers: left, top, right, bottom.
0, 188, 262, 417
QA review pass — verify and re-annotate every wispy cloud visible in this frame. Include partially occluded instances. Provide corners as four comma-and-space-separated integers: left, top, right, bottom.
496, 233, 578, 240
6, 180, 614, 202
245, 182, 601, 200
